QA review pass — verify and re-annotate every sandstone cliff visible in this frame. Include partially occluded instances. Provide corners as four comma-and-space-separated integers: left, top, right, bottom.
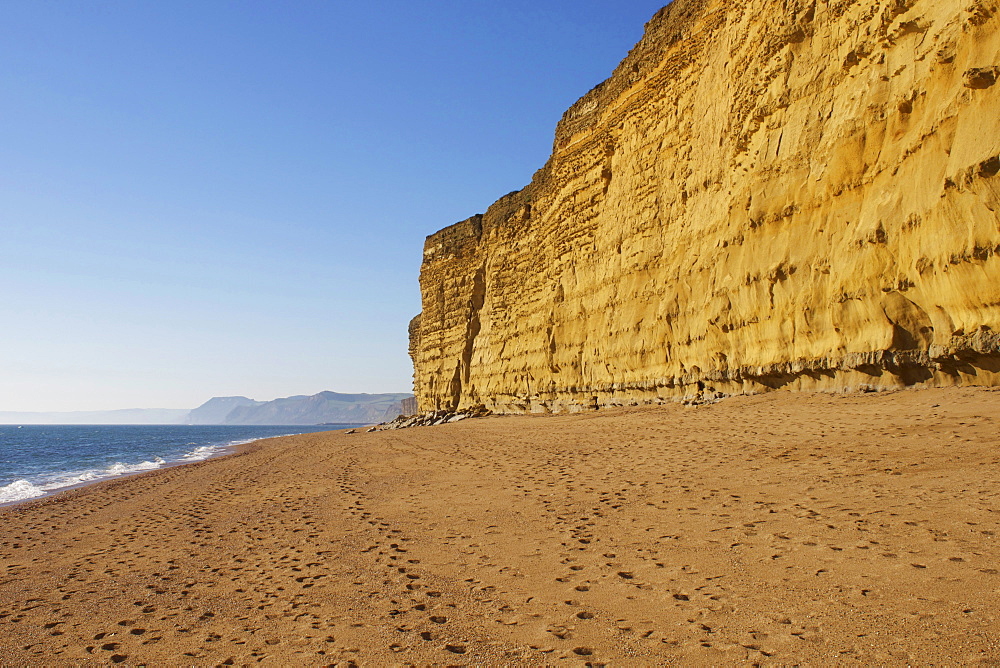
411, 0, 1000, 413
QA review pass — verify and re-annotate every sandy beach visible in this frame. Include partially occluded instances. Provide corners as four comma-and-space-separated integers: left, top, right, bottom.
1, 387, 999, 665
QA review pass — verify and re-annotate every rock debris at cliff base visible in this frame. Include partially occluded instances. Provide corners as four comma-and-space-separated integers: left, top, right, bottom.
410, 0, 1000, 414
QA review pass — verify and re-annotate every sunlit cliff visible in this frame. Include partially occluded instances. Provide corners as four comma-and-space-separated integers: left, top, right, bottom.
411, 0, 1000, 413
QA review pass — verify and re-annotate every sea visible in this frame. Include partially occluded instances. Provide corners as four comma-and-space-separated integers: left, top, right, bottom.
0, 424, 356, 505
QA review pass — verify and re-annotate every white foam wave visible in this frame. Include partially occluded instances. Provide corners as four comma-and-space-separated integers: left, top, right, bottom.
177, 437, 264, 461
105, 458, 165, 476
35, 457, 168, 491
0, 479, 47, 504
179, 445, 225, 461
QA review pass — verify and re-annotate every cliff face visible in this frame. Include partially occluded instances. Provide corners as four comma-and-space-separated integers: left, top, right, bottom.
411, 0, 1000, 413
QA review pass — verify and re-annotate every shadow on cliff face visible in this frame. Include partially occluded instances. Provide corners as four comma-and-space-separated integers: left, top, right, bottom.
756, 368, 837, 390
938, 353, 1000, 378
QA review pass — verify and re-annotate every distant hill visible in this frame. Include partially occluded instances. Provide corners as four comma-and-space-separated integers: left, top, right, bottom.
0, 391, 414, 426
185, 396, 263, 425
217, 391, 412, 425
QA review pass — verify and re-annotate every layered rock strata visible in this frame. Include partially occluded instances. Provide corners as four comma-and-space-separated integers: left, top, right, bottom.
411, 0, 1000, 413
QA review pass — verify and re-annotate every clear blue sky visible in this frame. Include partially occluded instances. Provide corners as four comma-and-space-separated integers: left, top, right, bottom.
0, 1, 667, 411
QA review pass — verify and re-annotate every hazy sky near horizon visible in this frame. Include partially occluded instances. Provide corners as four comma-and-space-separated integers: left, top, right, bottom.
1, 0, 667, 412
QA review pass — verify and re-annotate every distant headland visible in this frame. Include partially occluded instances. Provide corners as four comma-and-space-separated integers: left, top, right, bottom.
0, 391, 413, 425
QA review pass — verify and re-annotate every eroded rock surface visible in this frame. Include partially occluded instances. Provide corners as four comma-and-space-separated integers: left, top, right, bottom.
412, 0, 1000, 414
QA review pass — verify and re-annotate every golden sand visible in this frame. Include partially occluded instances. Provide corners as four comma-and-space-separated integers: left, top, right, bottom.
1, 387, 999, 665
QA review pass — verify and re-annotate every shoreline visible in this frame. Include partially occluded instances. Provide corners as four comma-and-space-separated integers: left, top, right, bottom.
1, 387, 998, 664
0, 427, 351, 510
0, 439, 252, 512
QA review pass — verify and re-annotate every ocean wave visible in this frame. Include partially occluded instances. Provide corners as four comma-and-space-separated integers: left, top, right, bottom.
177, 437, 272, 461
104, 458, 165, 476
43, 457, 167, 488
0, 479, 48, 504
179, 444, 226, 461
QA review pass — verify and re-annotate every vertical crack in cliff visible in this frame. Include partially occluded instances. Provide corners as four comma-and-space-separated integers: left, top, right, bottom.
451, 262, 487, 410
